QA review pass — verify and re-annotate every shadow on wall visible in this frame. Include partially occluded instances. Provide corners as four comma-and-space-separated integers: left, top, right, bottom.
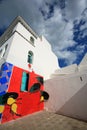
56, 83, 87, 122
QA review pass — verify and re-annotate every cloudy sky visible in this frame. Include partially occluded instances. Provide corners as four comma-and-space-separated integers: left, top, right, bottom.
0, 0, 87, 67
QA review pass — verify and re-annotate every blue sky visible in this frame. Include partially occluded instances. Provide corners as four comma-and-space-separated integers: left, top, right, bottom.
0, 0, 87, 67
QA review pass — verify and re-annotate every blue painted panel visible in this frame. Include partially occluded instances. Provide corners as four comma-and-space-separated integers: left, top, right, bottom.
0, 62, 13, 93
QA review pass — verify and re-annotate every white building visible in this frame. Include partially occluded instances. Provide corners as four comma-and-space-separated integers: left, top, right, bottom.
1, 15, 87, 122
45, 53, 87, 121
0, 16, 59, 80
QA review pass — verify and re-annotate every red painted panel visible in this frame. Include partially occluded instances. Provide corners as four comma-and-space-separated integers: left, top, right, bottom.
8, 66, 23, 92
2, 66, 44, 123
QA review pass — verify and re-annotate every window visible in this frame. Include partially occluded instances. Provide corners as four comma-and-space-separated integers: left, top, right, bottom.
21, 72, 29, 92
30, 36, 34, 44
0, 49, 2, 58
0, 44, 8, 58
3, 44, 8, 57
28, 51, 34, 64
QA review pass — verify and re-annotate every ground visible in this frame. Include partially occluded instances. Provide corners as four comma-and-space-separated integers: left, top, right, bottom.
0, 110, 87, 130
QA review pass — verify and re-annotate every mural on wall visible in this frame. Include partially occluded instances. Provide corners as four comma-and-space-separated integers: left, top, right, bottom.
0, 62, 49, 124
0, 62, 13, 123
0, 92, 21, 120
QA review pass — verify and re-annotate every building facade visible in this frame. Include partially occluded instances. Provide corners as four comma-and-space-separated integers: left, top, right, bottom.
0, 16, 58, 123
0, 16, 59, 80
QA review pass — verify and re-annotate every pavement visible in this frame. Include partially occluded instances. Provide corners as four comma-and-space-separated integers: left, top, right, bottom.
0, 110, 87, 130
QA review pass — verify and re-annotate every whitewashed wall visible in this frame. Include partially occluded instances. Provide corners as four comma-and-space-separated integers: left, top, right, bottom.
1, 22, 59, 80
34, 36, 59, 79
45, 70, 87, 121
12, 22, 36, 44
6, 32, 34, 71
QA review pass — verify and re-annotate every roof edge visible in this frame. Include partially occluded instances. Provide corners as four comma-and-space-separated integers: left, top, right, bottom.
15, 16, 38, 38
0, 16, 38, 46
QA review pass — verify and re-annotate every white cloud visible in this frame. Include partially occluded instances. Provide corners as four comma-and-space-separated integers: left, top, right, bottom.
56, 50, 77, 65
39, 6, 76, 49
76, 44, 86, 53
39, 6, 77, 64
63, 0, 86, 21
0, 0, 87, 67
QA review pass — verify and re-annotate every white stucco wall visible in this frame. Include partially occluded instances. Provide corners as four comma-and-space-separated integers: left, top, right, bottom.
6, 32, 35, 70
1, 22, 59, 80
44, 71, 87, 121
12, 22, 36, 45
53, 64, 78, 76
33, 36, 59, 79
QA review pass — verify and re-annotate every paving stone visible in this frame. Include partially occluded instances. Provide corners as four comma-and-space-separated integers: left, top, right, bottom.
0, 110, 87, 130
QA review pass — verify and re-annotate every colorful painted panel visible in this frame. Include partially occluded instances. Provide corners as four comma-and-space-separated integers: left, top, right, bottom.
0, 62, 13, 92
0, 62, 13, 123
0, 63, 49, 124
0, 65, 45, 123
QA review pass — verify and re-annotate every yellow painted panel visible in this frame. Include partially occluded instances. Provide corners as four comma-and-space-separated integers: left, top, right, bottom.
0, 105, 4, 113
7, 97, 16, 105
